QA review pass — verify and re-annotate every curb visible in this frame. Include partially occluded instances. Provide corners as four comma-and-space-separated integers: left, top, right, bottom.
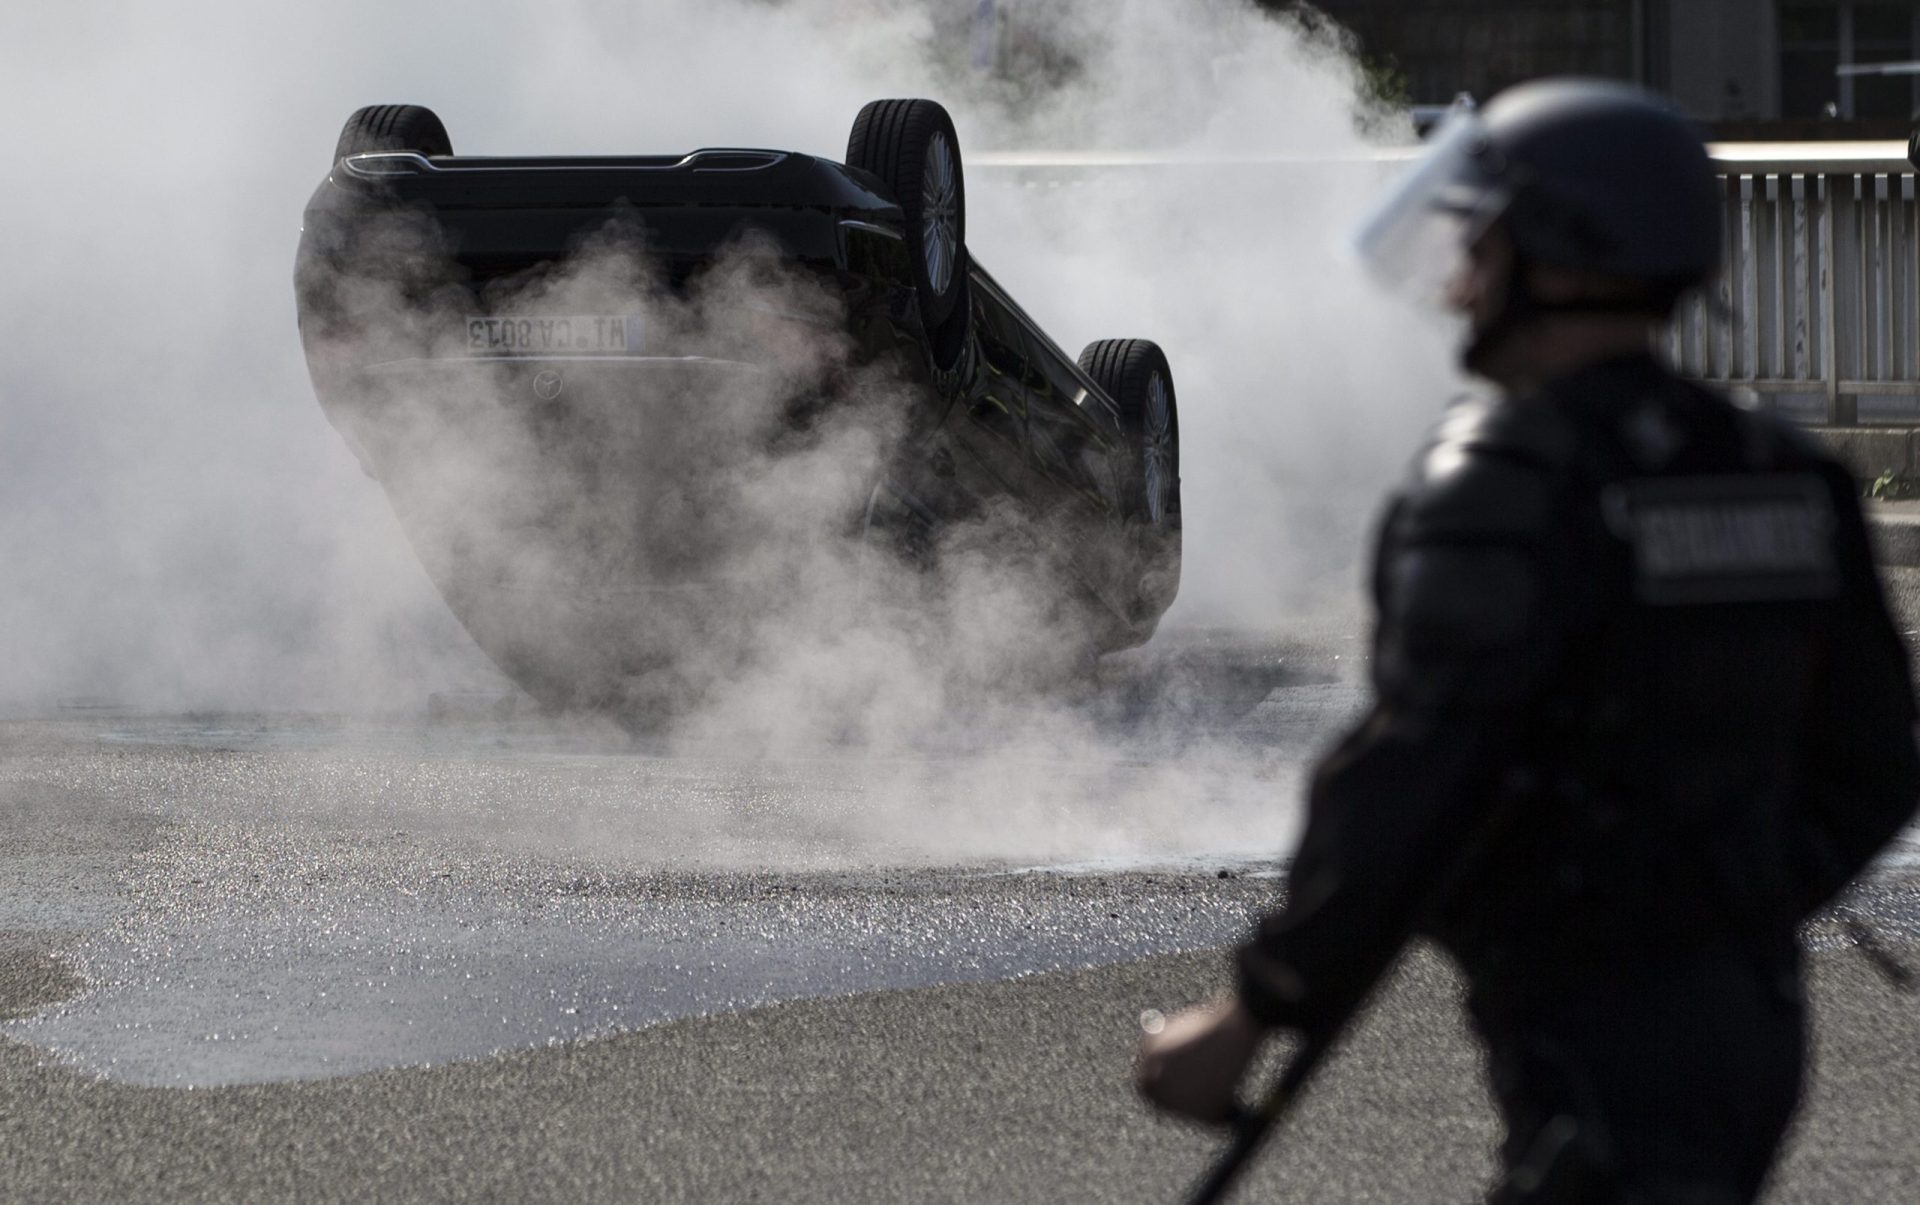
1868, 505, 1920, 568
1808, 427, 1920, 484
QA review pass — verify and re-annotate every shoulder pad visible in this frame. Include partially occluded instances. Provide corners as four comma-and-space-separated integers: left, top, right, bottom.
1399, 396, 1574, 541
1428, 392, 1580, 471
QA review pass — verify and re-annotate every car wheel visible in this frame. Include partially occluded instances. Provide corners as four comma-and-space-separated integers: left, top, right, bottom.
334, 104, 453, 163
847, 98, 967, 328
1077, 339, 1182, 614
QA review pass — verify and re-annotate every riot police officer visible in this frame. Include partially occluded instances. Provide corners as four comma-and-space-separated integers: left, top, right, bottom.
1137, 79, 1920, 1203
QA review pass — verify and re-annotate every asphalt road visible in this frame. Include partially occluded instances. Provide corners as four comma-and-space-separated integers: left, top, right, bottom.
2, 620, 1917, 1203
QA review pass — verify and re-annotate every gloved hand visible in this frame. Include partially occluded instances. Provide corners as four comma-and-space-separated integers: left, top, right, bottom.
1134, 995, 1268, 1125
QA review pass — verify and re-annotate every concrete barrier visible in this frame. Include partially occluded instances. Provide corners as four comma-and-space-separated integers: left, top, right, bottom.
1868, 501, 1920, 567
1807, 427, 1920, 480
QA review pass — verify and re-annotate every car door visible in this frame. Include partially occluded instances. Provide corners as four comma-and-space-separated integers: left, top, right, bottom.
943, 282, 1036, 505
1020, 331, 1125, 518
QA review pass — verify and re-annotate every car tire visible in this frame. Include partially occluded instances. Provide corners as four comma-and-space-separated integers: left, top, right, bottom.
334, 104, 453, 162
847, 98, 967, 328
1077, 339, 1182, 614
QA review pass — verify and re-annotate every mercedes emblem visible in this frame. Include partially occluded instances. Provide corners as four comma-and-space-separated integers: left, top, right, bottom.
532, 369, 563, 401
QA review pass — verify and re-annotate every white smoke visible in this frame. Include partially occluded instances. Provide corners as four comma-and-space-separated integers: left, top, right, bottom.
0, 1, 1461, 875
0, 0, 1458, 715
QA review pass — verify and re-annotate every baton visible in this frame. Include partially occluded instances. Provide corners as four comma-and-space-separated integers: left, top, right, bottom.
1174, 768, 1538, 1202
1181, 1025, 1339, 1205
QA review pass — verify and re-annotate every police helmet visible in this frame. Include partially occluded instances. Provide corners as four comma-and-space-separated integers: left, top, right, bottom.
1355, 79, 1721, 309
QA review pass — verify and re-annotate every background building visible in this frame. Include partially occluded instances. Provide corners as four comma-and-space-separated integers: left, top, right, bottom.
1286, 0, 1920, 134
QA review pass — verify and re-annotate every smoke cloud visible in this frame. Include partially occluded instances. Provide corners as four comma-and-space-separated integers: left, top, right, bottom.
1, 0, 1462, 861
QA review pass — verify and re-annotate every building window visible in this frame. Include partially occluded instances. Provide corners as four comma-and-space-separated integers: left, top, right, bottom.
1779, 2, 1920, 120
1780, 5, 1841, 118
1853, 4, 1917, 117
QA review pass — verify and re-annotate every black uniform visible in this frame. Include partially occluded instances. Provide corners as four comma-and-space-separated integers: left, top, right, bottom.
1236, 353, 1920, 1202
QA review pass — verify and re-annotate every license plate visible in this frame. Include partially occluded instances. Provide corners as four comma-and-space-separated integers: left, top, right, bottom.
464, 315, 642, 355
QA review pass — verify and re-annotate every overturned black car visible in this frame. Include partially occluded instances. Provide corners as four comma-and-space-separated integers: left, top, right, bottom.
295, 99, 1181, 718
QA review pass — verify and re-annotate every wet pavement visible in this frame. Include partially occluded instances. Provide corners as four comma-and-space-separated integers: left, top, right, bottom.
2, 627, 1918, 1201
0, 642, 1361, 1087
6, 639, 1919, 1091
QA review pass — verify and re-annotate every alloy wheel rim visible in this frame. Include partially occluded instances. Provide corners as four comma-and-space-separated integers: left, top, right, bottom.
1144, 373, 1173, 525
921, 132, 959, 297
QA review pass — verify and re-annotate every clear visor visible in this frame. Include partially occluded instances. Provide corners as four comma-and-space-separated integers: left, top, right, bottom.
1351, 111, 1511, 304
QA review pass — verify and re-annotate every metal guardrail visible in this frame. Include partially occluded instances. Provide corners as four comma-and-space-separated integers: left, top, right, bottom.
1677, 143, 1918, 426
975, 142, 1920, 428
